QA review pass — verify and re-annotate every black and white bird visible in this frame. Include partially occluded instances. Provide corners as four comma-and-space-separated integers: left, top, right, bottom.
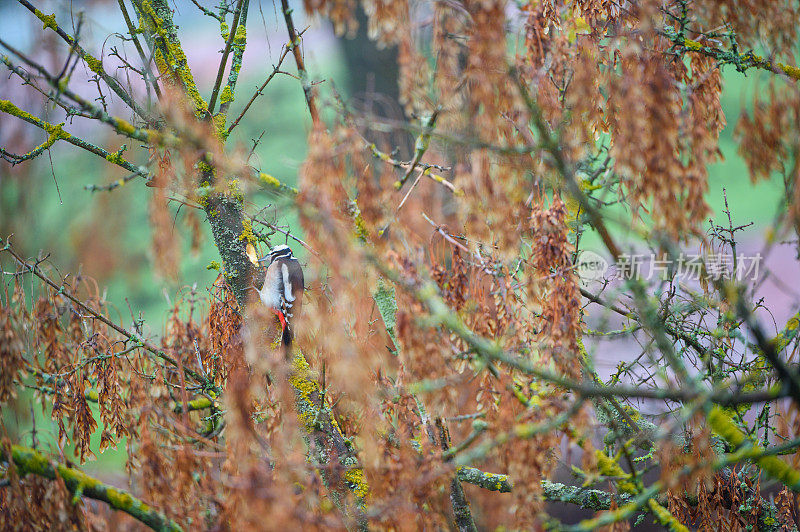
257, 244, 304, 347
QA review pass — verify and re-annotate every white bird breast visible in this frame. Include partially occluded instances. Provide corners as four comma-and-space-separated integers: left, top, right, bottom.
258, 266, 282, 309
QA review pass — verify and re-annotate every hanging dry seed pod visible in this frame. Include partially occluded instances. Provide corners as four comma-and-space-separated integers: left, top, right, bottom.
0, 299, 24, 403
148, 148, 181, 280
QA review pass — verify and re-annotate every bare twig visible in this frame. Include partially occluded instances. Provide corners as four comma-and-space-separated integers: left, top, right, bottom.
18, 0, 149, 119
0, 239, 215, 391
116, 0, 162, 100
280, 0, 319, 124
227, 42, 293, 134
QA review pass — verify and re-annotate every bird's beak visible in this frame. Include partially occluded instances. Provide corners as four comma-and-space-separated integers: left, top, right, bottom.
258, 256, 269, 263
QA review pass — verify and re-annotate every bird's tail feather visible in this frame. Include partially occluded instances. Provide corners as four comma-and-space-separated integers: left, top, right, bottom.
281, 326, 292, 348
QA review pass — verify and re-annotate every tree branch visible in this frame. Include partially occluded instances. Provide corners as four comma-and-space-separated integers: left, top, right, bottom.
289, 353, 369, 530
18, 0, 149, 119
226, 43, 292, 135
280, 0, 319, 124
665, 29, 800, 81
116, 0, 162, 100
0, 239, 216, 392
207, 0, 245, 115
436, 419, 478, 532
0, 42, 171, 145
0, 98, 150, 178
134, 0, 253, 305
2, 444, 182, 532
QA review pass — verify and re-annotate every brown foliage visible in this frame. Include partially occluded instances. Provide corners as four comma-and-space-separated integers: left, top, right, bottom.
0, 287, 25, 403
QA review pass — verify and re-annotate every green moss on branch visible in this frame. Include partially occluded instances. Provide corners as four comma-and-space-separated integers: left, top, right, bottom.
257, 172, 299, 196
2, 444, 182, 532
456, 466, 512, 493
709, 406, 800, 491
134, 0, 209, 117
289, 352, 369, 530
0, 99, 149, 178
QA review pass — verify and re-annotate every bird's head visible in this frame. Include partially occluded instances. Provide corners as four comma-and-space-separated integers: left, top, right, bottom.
259, 244, 293, 265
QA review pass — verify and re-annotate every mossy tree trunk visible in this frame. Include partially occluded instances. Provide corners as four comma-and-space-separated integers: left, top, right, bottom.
133, 0, 253, 305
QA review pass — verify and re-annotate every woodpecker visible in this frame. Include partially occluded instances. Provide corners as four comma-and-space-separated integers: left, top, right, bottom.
257, 244, 304, 347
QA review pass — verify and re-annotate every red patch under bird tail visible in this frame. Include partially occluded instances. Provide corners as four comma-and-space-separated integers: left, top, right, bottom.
271, 307, 286, 327
271, 308, 292, 347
